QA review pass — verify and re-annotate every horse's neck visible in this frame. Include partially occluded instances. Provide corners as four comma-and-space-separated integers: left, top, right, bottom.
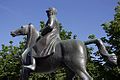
26, 27, 39, 47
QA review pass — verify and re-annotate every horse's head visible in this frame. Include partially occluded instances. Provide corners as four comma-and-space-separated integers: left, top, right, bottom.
11, 23, 32, 37
107, 53, 117, 65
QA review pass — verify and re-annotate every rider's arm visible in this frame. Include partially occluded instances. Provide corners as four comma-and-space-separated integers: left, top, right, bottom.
41, 18, 54, 36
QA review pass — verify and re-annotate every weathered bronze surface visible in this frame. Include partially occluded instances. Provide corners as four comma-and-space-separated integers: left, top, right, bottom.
11, 7, 117, 80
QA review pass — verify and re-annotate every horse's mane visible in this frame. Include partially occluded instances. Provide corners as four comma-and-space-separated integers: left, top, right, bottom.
27, 25, 39, 47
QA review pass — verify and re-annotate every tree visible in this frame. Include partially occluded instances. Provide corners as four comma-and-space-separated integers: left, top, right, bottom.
0, 40, 25, 80
86, 2, 120, 79
97, 1, 120, 80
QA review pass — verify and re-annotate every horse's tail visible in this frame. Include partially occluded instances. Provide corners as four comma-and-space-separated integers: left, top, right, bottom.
83, 38, 110, 57
84, 39, 100, 45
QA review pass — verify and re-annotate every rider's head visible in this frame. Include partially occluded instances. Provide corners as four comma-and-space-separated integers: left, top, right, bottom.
46, 7, 57, 17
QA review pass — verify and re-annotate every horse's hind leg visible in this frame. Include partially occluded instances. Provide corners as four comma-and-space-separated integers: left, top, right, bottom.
79, 70, 92, 80
65, 58, 93, 80
65, 67, 75, 80
76, 59, 93, 80
77, 65, 93, 80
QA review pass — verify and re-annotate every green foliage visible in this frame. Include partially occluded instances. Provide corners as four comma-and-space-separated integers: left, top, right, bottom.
93, 1, 120, 79
0, 40, 25, 80
101, 1, 120, 60
86, 2, 120, 79
59, 23, 77, 40
88, 34, 96, 39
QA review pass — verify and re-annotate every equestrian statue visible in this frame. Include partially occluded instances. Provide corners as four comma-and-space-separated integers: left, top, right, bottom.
11, 7, 117, 80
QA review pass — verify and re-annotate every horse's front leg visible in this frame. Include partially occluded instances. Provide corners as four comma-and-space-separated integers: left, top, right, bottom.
20, 47, 36, 80
24, 57, 36, 70
20, 67, 31, 80
22, 47, 31, 63
20, 58, 35, 80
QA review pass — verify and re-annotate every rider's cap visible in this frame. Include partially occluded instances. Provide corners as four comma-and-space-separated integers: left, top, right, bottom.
46, 7, 57, 15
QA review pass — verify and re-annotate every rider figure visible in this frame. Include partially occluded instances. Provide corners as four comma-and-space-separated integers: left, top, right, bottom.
41, 7, 60, 38
35, 7, 61, 57
23, 7, 61, 70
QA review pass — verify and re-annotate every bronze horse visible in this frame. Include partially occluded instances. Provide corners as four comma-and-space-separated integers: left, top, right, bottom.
11, 24, 117, 80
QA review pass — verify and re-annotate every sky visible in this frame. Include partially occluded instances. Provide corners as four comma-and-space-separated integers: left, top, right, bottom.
0, 0, 119, 48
